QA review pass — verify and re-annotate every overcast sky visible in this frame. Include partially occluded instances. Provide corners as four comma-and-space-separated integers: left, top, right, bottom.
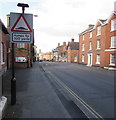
0, 0, 115, 52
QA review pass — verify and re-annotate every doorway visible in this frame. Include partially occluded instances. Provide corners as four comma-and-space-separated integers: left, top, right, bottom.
88, 53, 92, 66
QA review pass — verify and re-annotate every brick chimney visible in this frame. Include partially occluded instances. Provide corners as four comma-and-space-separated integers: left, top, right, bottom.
58, 43, 60, 47
88, 24, 94, 28
71, 38, 74, 42
6, 14, 10, 28
63, 42, 66, 46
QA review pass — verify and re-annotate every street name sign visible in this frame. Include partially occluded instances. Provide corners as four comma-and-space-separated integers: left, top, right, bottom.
10, 12, 33, 43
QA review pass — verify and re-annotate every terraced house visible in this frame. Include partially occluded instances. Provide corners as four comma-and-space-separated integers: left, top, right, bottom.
79, 11, 116, 70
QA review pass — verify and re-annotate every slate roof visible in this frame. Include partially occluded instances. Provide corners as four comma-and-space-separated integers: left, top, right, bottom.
79, 11, 116, 35
80, 27, 94, 35
67, 42, 79, 50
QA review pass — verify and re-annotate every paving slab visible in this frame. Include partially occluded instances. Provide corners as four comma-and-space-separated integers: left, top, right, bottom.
3, 62, 71, 118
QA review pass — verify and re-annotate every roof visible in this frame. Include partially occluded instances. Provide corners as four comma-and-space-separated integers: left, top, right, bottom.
79, 27, 94, 35
67, 42, 79, 50
0, 19, 9, 34
79, 11, 116, 35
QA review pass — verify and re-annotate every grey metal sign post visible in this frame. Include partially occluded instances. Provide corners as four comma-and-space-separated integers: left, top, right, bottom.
10, 3, 33, 105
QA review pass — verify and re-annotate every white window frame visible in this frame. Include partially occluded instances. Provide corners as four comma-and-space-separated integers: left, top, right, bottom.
90, 32, 92, 38
82, 54, 84, 62
111, 18, 116, 31
110, 54, 116, 66
74, 54, 77, 62
17, 43, 25, 48
83, 35, 85, 40
110, 36, 116, 48
82, 44, 85, 51
97, 26, 101, 36
0, 43, 5, 64
96, 40, 100, 50
89, 42, 92, 50
96, 54, 100, 64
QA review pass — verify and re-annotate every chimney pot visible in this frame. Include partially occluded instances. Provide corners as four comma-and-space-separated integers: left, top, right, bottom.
71, 38, 74, 42
58, 43, 60, 47
63, 42, 66, 46
88, 24, 94, 28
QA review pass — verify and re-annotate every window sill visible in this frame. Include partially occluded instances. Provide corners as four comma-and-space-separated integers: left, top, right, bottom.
109, 64, 115, 66
96, 62, 100, 64
110, 47, 116, 49
96, 48, 101, 50
96, 34, 101, 37
110, 30, 116, 32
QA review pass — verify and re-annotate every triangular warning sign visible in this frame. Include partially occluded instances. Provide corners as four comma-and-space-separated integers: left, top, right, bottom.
11, 14, 32, 32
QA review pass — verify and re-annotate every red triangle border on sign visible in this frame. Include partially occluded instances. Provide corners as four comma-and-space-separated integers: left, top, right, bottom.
11, 14, 32, 33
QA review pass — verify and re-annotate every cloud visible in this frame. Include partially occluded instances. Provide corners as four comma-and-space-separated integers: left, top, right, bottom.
0, 0, 115, 52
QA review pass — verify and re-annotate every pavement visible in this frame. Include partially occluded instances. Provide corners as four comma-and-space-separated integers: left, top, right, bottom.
2, 62, 72, 119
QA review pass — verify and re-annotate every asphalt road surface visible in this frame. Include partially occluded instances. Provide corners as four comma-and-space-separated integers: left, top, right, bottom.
40, 61, 115, 119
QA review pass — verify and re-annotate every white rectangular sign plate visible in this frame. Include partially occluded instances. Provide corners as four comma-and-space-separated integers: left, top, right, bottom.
12, 33, 31, 42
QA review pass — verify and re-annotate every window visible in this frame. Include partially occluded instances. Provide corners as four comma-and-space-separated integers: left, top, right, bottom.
97, 26, 101, 36
89, 42, 92, 50
0, 43, 5, 64
97, 40, 100, 49
74, 55, 77, 62
110, 54, 116, 66
96, 54, 100, 64
111, 19, 116, 31
83, 35, 85, 40
17, 43, 25, 48
90, 32, 92, 38
110, 36, 116, 48
82, 44, 85, 51
82, 54, 84, 62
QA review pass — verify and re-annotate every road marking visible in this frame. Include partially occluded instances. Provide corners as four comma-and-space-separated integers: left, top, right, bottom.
47, 71, 104, 120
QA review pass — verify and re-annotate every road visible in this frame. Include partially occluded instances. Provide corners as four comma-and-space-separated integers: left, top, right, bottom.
40, 61, 114, 119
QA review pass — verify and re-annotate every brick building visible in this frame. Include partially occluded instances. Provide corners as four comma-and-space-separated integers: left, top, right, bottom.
0, 19, 9, 120
58, 42, 67, 62
67, 39, 79, 63
42, 52, 52, 61
14, 43, 33, 68
79, 11, 116, 69
0, 19, 10, 73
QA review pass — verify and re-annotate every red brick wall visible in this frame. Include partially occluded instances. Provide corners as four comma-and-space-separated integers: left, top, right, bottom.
0, 30, 10, 72
79, 13, 116, 68
67, 49, 79, 63
14, 43, 33, 68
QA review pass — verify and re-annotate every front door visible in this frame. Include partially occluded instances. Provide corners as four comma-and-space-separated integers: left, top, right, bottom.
88, 53, 92, 66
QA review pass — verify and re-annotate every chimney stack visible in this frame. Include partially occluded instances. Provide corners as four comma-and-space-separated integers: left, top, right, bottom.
6, 14, 10, 28
63, 42, 66, 46
114, 1, 116, 12
88, 24, 94, 28
58, 43, 60, 47
71, 38, 74, 42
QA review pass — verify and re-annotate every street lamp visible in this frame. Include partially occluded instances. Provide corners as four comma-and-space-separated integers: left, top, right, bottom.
17, 3, 29, 14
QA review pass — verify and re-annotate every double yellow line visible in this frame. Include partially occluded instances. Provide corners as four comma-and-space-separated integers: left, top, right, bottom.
47, 71, 104, 120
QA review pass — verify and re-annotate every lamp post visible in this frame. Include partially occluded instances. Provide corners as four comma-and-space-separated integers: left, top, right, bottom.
17, 3, 29, 14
